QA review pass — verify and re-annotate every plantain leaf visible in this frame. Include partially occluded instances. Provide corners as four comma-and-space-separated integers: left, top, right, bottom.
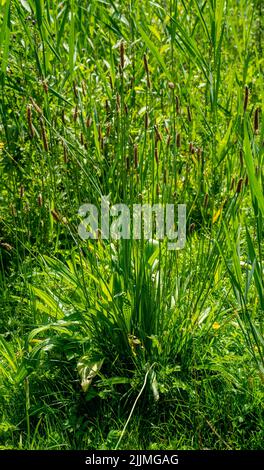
77, 356, 104, 392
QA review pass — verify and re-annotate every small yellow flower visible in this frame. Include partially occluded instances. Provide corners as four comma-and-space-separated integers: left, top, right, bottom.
0, 142, 4, 150
212, 322, 220, 330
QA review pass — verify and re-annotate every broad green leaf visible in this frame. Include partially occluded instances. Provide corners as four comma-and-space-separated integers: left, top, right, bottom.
77, 356, 104, 392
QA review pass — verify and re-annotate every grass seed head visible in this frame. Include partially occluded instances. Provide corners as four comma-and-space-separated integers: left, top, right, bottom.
236, 178, 243, 193
27, 104, 34, 138
155, 147, 159, 164
243, 85, 249, 112
154, 125, 162, 142
62, 141, 68, 163
189, 223, 195, 233
254, 107, 260, 133
81, 80, 87, 96
42, 80, 48, 94
38, 193, 43, 207
86, 116, 92, 128
51, 209, 61, 223
143, 53, 149, 75
187, 105, 192, 122
73, 81, 78, 99
30, 97, 42, 115
73, 105, 78, 121
61, 109, 66, 125
19, 186, 24, 198
120, 41, 125, 69
175, 96, 180, 115
145, 112, 149, 129
166, 135, 172, 147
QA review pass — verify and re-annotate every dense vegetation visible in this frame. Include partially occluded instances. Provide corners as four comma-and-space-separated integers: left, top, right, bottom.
0, 0, 263, 450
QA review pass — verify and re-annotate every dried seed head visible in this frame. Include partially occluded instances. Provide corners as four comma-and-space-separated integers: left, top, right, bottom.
204, 193, 209, 209
10, 204, 17, 217
154, 147, 159, 165
120, 41, 125, 69
168, 82, 175, 89
254, 107, 260, 133
189, 223, 195, 233
105, 99, 110, 115
175, 96, 180, 115
62, 141, 68, 163
81, 80, 87, 96
38, 193, 43, 207
86, 116, 92, 128
73, 81, 78, 99
134, 144, 138, 168
197, 147, 202, 159
0, 242, 12, 251
176, 133, 181, 148
42, 79, 48, 94
154, 124, 162, 142
19, 186, 24, 198
243, 85, 249, 112
27, 104, 34, 138
189, 142, 194, 153
30, 97, 42, 115
106, 122, 111, 137
61, 109, 66, 125
73, 105, 78, 121
236, 178, 243, 193
80, 132, 84, 146
143, 53, 149, 75
187, 105, 192, 122
51, 209, 61, 223
166, 135, 172, 147
230, 177, 235, 190
124, 104, 128, 115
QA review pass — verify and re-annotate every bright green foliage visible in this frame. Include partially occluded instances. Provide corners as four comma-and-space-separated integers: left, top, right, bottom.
0, 0, 263, 450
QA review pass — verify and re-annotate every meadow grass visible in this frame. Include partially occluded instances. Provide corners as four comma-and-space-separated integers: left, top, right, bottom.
0, 0, 263, 450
